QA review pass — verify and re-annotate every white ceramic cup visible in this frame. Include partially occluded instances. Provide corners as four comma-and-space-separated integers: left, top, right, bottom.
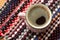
26, 4, 52, 30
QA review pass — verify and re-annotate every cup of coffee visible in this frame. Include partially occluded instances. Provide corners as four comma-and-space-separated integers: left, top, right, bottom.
26, 4, 52, 32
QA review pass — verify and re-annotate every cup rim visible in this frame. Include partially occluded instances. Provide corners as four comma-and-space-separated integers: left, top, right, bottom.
26, 4, 52, 29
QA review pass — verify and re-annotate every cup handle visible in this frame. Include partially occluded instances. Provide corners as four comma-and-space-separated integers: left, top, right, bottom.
18, 12, 26, 19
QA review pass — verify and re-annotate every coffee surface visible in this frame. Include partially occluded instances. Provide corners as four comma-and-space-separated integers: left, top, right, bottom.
36, 16, 46, 25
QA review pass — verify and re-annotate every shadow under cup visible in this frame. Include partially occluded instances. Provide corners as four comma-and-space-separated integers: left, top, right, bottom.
26, 4, 52, 31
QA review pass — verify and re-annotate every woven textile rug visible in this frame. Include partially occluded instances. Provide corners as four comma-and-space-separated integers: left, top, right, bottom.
0, 0, 60, 40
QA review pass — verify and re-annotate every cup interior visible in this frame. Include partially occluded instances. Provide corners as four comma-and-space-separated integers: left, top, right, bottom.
26, 4, 52, 29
